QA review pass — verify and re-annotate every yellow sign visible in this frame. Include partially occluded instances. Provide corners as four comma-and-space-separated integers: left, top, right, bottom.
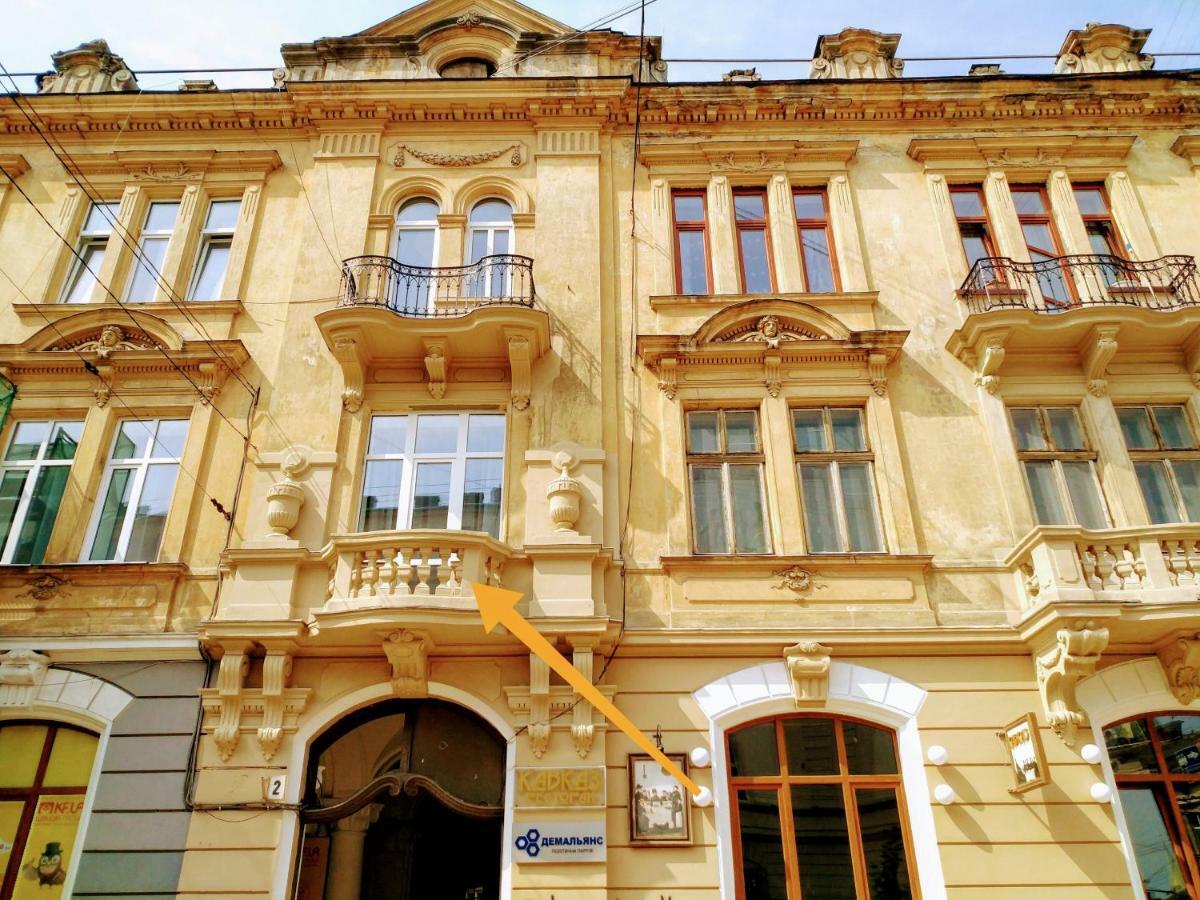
515, 767, 605, 808
473, 582, 701, 798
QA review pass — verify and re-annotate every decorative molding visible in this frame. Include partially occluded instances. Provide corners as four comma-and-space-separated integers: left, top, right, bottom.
535, 129, 600, 156
774, 565, 815, 594
0, 648, 51, 706
1082, 325, 1119, 397
423, 340, 448, 400
1035, 620, 1109, 746
908, 135, 1136, 179
867, 351, 888, 397
211, 644, 249, 761
810, 28, 903, 80
1159, 634, 1200, 705
972, 332, 1007, 394
571, 644, 595, 758
383, 629, 431, 697
39, 40, 137, 94
258, 649, 295, 761
331, 334, 366, 412
1055, 23, 1153, 75
315, 132, 382, 160
507, 334, 532, 410
51, 149, 282, 186
528, 653, 551, 758
394, 143, 522, 168
763, 351, 782, 398
783, 641, 833, 706
657, 356, 678, 400
546, 450, 583, 534
0, 154, 30, 181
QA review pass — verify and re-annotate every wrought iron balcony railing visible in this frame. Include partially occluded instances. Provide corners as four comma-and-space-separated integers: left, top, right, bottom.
339, 254, 536, 316
958, 254, 1200, 314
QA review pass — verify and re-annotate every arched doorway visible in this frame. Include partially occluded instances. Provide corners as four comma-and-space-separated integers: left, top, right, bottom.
296, 699, 506, 900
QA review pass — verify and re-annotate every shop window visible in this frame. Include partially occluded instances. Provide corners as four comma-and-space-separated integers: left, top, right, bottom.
792, 407, 883, 553
359, 412, 505, 537
1009, 406, 1109, 529
1104, 713, 1200, 897
61, 202, 119, 304
949, 186, 995, 272
734, 188, 774, 293
187, 199, 241, 301
673, 190, 711, 295
685, 409, 770, 555
125, 201, 180, 302
728, 714, 916, 900
0, 722, 98, 898
0, 420, 83, 565
1117, 405, 1200, 524
793, 189, 837, 292
85, 418, 189, 562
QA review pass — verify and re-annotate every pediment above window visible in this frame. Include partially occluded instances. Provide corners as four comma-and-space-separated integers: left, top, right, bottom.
637, 299, 906, 399
907, 134, 1135, 179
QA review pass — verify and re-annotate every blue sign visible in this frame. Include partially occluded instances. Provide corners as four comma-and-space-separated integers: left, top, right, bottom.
513, 820, 606, 863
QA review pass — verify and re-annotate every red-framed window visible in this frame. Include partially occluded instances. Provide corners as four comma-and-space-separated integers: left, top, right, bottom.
734, 188, 775, 293
949, 186, 996, 272
1073, 183, 1125, 258
673, 189, 712, 295
793, 189, 838, 292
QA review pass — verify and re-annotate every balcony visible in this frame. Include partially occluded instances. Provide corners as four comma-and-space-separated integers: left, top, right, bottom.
340, 254, 535, 317
947, 255, 1200, 391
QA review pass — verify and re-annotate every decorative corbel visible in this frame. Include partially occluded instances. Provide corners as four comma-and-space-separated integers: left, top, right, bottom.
1184, 330, 1200, 388
257, 649, 293, 761
212, 643, 250, 761
0, 647, 51, 707
1035, 620, 1109, 746
507, 334, 532, 410
974, 333, 1007, 394
383, 629, 431, 698
423, 339, 448, 400
529, 652, 551, 758
763, 351, 782, 398
92, 363, 114, 408
571, 643, 596, 758
783, 641, 833, 707
867, 351, 888, 397
197, 361, 229, 406
657, 356, 678, 400
1159, 633, 1200, 705
1082, 325, 1119, 397
331, 334, 366, 413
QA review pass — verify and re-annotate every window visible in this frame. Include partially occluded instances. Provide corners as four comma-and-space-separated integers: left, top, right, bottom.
0, 722, 98, 899
125, 201, 180, 302
1117, 405, 1200, 524
1074, 184, 1124, 258
187, 199, 241, 301
439, 57, 495, 78
1104, 714, 1200, 898
359, 412, 505, 537
793, 189, 837, 292
393, 197, 440, 313
86, 418, 188, 562
61, 202, 118, 304
734, 189, 774, 293
728, 715, 917, 900
0, 420, 82, 565
1011, 186, 1072, 309
673, 190, 711, 295
466, 199, 514, 298
1009, 406, 1108, 529
950, 186, 995, 272
686, 409, 769, 555
792, 408, 882, 553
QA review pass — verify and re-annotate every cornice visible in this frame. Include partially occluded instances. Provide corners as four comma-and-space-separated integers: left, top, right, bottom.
0, 154, 29, 178
907, 134, 1136, 178
1172, 133, 1200, 168
640, 139, 858, 172
61, 149, 281, 184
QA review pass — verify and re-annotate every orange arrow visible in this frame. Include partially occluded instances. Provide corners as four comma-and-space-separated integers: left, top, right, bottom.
473, 582, 701, 798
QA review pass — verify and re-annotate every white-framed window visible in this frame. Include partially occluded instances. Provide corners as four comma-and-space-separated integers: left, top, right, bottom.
85, 418, 188, 563
1009, 406, 1109, 529
358, 412, 505, 537
61, 202, 119, 303
125, 201, 180, 302
686, 408, 771, 555
0, 420, 83, 565
466, 198, 514, 297
793, 407, 884, 553
393, 196, 441, 312
187, 199, 241, 301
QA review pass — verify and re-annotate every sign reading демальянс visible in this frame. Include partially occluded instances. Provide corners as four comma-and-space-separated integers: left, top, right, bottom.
512, 820, 606, 863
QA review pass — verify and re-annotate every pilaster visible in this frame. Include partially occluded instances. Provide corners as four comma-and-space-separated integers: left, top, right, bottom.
706, 175, 738, 295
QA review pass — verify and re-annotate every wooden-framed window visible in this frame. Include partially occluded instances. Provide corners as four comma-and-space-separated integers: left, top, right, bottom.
793, 189, 837, 292
1009, 406, 1109, 529
0, 721, 99, 898
1010, 185, 1073, 309
1117, 405, 1200, 524
949, 186, 995, 272
734, 188, 774, 293
792, 407, 883, 553
61, 201, 119, 304
0, 419, 83, 565
1103, 713, 1200, 899
1073, 184, 1124, 258
685, 408, 770, 555
728, 714, 917, 900
673, 190, 712, 295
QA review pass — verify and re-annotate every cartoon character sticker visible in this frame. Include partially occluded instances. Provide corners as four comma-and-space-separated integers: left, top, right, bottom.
24, 841, 67, 886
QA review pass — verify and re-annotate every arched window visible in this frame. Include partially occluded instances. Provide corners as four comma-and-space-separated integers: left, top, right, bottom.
0, 721, 98, 896
394, 197, 440, 313
727, 714, 916, 899
1104, 713, 1200, 897
467, 198, 514, 298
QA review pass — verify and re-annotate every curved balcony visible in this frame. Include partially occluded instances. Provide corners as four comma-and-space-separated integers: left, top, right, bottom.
340, 254, 535, 317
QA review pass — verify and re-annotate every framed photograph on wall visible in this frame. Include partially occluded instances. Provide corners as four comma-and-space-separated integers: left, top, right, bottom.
998, 713, 1050, 794
628, 753, 692, 845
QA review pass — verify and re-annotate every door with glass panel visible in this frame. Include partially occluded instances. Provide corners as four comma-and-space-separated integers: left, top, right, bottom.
728, 714, 918, 900
466, 199, 514, 299
1011, 186, 1073, 310
1104, 714, 1200, 899
393, 197, 440, 313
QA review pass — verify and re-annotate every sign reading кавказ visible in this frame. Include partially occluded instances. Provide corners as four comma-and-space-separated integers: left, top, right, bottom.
512, 821, 606, 863
514, 766, 605, 808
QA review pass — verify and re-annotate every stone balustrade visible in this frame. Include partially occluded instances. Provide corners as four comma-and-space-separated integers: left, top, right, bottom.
1006, 525, 1200, 612
320, 529, 510, 613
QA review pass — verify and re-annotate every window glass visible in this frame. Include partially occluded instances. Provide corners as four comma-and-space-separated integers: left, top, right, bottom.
1009, 408, 1045, 451
951, 191, 984, 217
1118, 407, 1157, 450
800, 465, 840, 554
1046, 408, 1085, 450
1073, 188, 1108, 216
124, 465, 177, 562
725, 411, 759, 453
469, 199, 513, 223
792, 784, 856, 900
153, 419, 188, 458
466, 414, 506, 453
1011, 189, 1048, 215
735, 193, 766, 220
831, 409, 866, 452
677, 231, 709, 294
1174, 460, 1200, 521
462, 458, 503, 535
729, 722, 780, 777
1061, 461, 1108, 530
368, 416, 408, 456
411, 462, 452, 529
204, 200, 241, 231
359, 460, 402, 532
856, 788, 913, 900
42, 728, 99, 788
415, 415, 459, 453
729, 465, 768, 554
190, 241, 232, 301
10, 467, 71, 565
0, 421, 83, 566
1136, 461, 1181, 523
1156, 406, 1196, 449
844, 721, 898, 775
792, 410, 827, 453
673, 194, 705, 221
44, 423, 81, 461
782, 718, 837, 775
800, 229, 834, 293
82, 202, 118, 233
62, 242, 106, 303
736, 790, 788, 900
793, 192, 826, 219
0, 725, 47, 788
6, 422, 49, 462
739, 230, 772, 293
690, 466, 727, 554
1104, 718, 1159, 774
1154, 716, 1200, 774
1024, 461, 1068, 524
397, 197, 440, 223
687, 411, 721, 453
840, 463, 882, 552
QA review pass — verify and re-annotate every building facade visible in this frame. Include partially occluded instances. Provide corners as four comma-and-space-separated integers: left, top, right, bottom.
3, 3, 1200, 897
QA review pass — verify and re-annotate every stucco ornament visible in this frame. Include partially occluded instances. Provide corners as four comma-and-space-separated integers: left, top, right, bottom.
1055, 23, 1153, 75
212, 647, 250, 761
1159, 634, 1200, 705
0, 648, 51, 708
384, 629, 431, 697
774, 565, 815, 594
1036, 620, 1109, 746
38, 39, 138, 94
810, 28, 904, 80
784, 641, 833, 706
393, 144, 522, 168
18, 573, 70, 603
265, 479, 305, 537
545, 450, 583, 533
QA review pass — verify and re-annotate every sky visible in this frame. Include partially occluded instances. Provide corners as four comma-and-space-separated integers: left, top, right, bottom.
2, 0, 1200, 90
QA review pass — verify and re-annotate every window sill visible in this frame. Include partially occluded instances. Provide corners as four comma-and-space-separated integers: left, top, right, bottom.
650, 290, 877, 311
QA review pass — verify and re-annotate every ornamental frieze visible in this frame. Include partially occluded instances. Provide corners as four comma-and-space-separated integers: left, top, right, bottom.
392, 143, 523, 168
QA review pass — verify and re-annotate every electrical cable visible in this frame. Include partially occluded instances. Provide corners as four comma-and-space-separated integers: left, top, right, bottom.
492, 0, 659, 75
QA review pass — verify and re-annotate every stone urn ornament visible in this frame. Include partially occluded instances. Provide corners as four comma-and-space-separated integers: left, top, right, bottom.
265, 479, 304, 537
545, 451, 582, 533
